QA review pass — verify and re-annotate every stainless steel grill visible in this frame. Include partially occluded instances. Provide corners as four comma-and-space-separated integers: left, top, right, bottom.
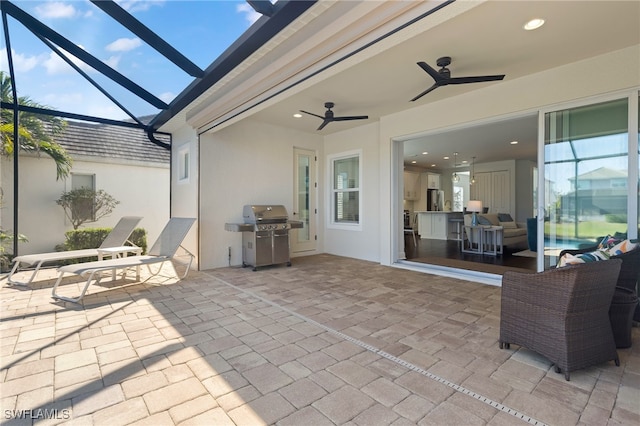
225, 205, 302, 270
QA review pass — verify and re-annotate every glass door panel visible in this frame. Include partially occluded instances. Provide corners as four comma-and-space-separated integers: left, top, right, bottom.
292, 148, 316, 253
543, 98, 629, 268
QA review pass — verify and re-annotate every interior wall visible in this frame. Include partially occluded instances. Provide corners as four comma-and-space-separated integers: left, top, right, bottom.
323, 122, 380, 262
198, 119, 322, 270
515, 159, 536, 222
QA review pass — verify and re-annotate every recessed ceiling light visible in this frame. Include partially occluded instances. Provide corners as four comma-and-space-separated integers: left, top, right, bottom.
443, 156, 450, 160
431, 164, 436, 167
524, 18, 545, 31
293, 113, 302, 118
510, 140, 519, 145
462, 160, 468, 164
422, 151, 428, 155
411, 160, 417, 164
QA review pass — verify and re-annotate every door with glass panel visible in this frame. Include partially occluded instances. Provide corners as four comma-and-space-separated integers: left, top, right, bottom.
292, 148, 317, 253
541, 98, 631, 270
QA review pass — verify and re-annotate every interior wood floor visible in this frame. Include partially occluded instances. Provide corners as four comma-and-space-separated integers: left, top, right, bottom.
404, 233, 537, 274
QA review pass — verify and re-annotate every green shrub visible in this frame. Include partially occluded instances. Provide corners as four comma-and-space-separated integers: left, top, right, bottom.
57, 227, 147, 264
605, 214, 627, 224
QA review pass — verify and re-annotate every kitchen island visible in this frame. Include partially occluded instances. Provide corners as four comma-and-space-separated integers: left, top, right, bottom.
415, 211, 464, 240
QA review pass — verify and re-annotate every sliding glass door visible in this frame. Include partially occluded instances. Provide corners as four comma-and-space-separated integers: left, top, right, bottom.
541, 95, 639, 270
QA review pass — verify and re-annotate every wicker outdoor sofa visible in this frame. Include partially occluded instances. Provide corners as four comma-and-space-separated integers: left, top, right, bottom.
499, 259, 622, 381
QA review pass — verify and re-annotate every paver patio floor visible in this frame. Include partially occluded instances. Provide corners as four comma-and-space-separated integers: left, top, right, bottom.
1, 254, 639, 425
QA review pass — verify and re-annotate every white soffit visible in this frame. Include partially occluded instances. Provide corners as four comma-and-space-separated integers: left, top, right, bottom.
188, 0, 470, 134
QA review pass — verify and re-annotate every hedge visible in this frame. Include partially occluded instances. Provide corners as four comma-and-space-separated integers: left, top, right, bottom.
55, 227, 147, 264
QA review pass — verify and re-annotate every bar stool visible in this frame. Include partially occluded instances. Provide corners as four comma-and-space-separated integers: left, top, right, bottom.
449, 217, 464, 241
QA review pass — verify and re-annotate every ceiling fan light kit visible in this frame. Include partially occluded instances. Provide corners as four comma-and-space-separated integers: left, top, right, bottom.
299, 102, 369, 131
411, 56, 506, 102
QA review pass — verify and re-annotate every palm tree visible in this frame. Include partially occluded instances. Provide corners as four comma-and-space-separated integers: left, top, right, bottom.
1, 71, 72, 180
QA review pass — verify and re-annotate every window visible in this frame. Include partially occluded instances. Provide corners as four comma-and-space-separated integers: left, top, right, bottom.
72, 173, 95, 191
71, 173, 96, 222
178, 147, 190, 183
329, 151, 361, 229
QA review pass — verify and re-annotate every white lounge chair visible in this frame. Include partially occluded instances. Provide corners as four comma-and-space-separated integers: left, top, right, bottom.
51, 217, 196, 303
6, 216, 143, 286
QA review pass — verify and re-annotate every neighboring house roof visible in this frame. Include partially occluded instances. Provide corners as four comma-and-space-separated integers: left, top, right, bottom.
54, 120, 170, 165
569, 167, 627, 182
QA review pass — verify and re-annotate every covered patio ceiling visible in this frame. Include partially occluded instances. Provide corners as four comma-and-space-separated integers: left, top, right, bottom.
3, 1, 639, 168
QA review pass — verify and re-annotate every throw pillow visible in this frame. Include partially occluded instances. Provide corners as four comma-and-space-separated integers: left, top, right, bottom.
607, 239, 639, 256
499, 221, 518, 229
497, 213, 513, 222
557, 249, 610, 268
477, 216, 492, 226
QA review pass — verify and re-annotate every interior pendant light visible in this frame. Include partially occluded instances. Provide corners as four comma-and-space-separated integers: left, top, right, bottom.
451, 152, 460, 183
471, 156, 476, 185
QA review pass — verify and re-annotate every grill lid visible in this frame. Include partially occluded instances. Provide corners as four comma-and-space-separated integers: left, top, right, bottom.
243, 205, 289, 223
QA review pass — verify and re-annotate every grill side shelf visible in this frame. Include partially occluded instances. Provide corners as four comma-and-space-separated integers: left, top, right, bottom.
224, 223, 254, 232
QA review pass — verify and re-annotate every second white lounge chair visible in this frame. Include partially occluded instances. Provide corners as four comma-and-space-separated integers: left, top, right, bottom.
51, 217, 196, 303
6, 216, 143, 286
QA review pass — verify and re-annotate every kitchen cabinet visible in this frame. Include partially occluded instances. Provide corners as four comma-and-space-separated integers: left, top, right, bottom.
417, 212, 449, 240
404, 171, 421, 200
427, 173, 441, 189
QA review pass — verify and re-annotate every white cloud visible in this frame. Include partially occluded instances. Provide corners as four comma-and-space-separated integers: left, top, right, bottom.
43, 47, 94, 75
106, 38, 142, 53
34, 2, 77, 19
236, 3, 262, 25
159, 91, 175, 104
0, 48, 40, 73
104, 55, 121, 69
116, 0, 165, 13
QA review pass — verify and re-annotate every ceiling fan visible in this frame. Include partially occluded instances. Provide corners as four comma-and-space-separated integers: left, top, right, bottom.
410, 56, 505, 102
300, 102, 369, 130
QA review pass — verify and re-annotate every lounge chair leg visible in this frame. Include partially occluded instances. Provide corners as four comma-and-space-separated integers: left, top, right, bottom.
7, 261, 44, 287
52, 271, 101, 304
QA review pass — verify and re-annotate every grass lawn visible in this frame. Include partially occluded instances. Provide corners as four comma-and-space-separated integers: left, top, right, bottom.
544, 221, 627, 240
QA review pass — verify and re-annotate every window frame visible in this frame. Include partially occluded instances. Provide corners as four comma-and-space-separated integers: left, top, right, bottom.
178, 147, 190, 183
327, 149, 362, 231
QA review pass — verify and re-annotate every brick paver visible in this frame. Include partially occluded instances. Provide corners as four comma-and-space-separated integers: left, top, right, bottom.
1, 255, 638, 425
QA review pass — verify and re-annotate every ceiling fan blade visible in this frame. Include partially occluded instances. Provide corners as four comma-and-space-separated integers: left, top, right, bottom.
447, 74, 505, 84
332, 115, 369, 122
317, 119, 331, 130
300, 110, 325, 119
417, 61, 445, 83
410, 83, 439, 102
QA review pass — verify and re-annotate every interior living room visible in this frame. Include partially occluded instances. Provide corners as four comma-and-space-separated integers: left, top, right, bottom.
402, 112, 539, 274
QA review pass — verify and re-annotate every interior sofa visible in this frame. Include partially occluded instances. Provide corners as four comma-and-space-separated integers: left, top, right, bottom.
464, 213, 528, 250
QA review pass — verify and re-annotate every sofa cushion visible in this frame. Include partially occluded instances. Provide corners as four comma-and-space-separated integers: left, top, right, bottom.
499, 221, 518, 229
503, 228, 527, 238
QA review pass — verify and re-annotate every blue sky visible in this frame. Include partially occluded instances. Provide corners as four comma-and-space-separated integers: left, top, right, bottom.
1, 0, 262, 120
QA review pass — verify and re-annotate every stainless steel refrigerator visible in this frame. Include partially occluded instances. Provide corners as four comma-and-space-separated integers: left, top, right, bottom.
426, 189, 444, 211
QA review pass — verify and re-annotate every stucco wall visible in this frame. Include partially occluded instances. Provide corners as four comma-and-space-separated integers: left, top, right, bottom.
323, 122, 380, 262
174, 45, 639, 270
2, 154, 169, 255
197, 120, 323, 270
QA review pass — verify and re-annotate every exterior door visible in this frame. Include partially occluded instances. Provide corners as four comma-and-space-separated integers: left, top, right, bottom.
541, 97, 631, 270
292, 148, 317, 253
